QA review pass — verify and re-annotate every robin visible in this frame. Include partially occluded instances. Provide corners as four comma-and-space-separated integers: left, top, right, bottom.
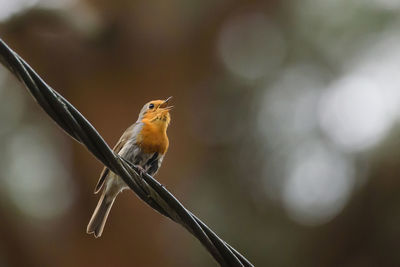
87, 97, 173, 238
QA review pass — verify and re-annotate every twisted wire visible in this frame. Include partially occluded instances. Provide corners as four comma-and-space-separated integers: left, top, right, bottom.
0, 38, 254, 267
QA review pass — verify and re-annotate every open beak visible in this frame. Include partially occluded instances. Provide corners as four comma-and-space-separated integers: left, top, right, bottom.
160, 96, 173, 111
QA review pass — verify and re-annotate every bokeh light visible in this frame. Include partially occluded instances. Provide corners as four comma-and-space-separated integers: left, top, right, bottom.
0, 0, 76, 22
347, 30, 400, 121
0, 0, 39, 22
283, 140, 355, 225
0, 70, 25, 135
319, 75, 393, 152
370, 0, 400, 10
2, 125, 75, 220
257, 64, 323, 147
218, 11, 286, 81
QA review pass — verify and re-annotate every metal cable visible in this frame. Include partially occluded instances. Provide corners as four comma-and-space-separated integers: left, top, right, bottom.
0, 38, 254, 267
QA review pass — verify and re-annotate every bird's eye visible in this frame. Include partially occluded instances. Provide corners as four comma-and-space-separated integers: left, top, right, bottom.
149, 103, 154, 109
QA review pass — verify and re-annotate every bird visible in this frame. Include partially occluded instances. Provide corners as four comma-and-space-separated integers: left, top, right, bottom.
87, 97, 173, 238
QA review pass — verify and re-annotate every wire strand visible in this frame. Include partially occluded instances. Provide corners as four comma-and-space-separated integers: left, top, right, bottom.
0, 38, 254, 267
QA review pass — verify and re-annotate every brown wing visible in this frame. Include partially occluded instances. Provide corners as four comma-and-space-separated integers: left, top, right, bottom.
94, 124, 136, 193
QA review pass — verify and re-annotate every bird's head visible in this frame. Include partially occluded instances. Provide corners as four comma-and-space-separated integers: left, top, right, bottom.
138, 96, 173, 127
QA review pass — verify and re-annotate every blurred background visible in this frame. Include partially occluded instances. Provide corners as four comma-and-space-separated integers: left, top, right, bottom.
0, 0, 400, 266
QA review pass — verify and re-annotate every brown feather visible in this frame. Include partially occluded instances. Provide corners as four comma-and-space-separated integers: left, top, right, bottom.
93, 124, 135, 193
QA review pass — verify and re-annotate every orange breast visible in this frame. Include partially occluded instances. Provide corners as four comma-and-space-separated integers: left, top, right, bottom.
137, 122, 169, 155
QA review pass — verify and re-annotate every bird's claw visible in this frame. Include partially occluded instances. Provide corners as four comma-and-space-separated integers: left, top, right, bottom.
135, 165, 146, 177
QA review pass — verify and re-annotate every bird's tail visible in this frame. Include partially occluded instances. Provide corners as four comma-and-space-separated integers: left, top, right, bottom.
87, 188, 117, 238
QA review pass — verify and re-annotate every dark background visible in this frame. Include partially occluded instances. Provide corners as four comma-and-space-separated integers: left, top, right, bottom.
1, 0, 400, 266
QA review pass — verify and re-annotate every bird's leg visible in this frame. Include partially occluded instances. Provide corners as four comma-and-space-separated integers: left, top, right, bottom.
135, 165, 147, 177
119, 156, 147, 178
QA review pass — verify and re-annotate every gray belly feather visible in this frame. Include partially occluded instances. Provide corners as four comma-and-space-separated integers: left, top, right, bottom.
118, 139, 153, 167
109, 135, 164, 193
